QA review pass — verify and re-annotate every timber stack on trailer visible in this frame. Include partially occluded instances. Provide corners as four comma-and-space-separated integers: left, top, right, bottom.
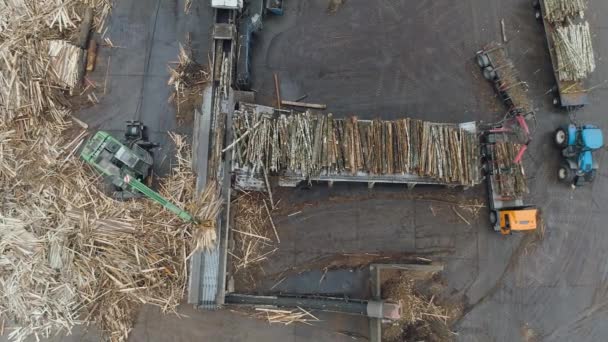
534, 0, 594, 109
229, 103, 481, 189
482, 126, 537, 235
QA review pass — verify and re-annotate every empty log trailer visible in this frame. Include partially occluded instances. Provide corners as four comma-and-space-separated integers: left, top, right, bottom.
229, 103, 482, 190
476, 42, 535, 116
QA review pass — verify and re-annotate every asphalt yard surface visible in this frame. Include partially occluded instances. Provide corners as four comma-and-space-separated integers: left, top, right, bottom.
248, 1, 608, 341
77, 0, 212, 176
8, 0, 607, 341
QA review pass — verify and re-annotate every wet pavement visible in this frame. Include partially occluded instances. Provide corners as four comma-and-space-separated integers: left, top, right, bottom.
77, 0, 212, 176
246, 0, 608, 341
5, 0, 608, 341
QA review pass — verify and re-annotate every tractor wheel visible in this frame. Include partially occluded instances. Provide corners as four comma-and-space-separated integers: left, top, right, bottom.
585, 170, 597, 183
489, 210, 498, 226
483, 66, 497, 80
554, 128, 568, 148
558, 164, 575, 183
477, 54, 490, 68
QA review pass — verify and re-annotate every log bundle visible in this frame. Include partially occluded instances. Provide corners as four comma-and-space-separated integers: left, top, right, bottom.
542, 0, 587, 22
492, 142, 529, 197
231, 111, 481, 186
47, 40, 85, 88
554, 22, 596, 81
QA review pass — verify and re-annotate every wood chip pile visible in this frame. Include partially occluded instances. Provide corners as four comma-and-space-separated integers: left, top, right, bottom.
491, 142, 529, 197
0, 0, 112, 131
541, 0, 594, 81
0, 127, 216, 342
0, 3, 223, 341
231, 111, 481, 186
382, 273, 452, 342
554, 22, 595, 81
542, 0, 587, 22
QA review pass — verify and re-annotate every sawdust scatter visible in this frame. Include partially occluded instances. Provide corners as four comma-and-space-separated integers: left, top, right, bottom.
382, 272, 456, 342
327, 0, 346, 14
521, 323, 539, 342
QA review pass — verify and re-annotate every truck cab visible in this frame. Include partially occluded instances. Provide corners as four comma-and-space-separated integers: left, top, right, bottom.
492, 207, 538, 235
483, 130, 538, 235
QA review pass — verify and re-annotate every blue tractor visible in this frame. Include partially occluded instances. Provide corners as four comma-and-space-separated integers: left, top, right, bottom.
554, 124, 604, 185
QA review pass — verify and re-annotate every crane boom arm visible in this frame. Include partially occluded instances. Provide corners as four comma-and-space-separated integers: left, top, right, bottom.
126, 178, 195, 223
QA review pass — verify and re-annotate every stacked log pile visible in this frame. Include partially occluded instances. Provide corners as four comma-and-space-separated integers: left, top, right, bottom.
492, 142, 529, 197
47, 40, 85, 88
0, 2, 222, 342
0, 128, 216, 342
554, 22, 595, 81
542, 0, 587, 22
0, 0, 112, 131
231, 111, 481, 186
541, 0, 594, 81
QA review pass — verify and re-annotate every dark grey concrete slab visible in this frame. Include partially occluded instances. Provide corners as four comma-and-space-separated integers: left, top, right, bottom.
241, 0, 608, 341
78, 0, 213, 176
128, 304, 368, 342
250, 0, 501, 122
10, 0, 605, 341
453, 0, 608, 340
270, 269, 371, 297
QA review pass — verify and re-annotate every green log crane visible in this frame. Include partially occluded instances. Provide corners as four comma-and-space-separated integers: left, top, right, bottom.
80, 122, 195, 223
